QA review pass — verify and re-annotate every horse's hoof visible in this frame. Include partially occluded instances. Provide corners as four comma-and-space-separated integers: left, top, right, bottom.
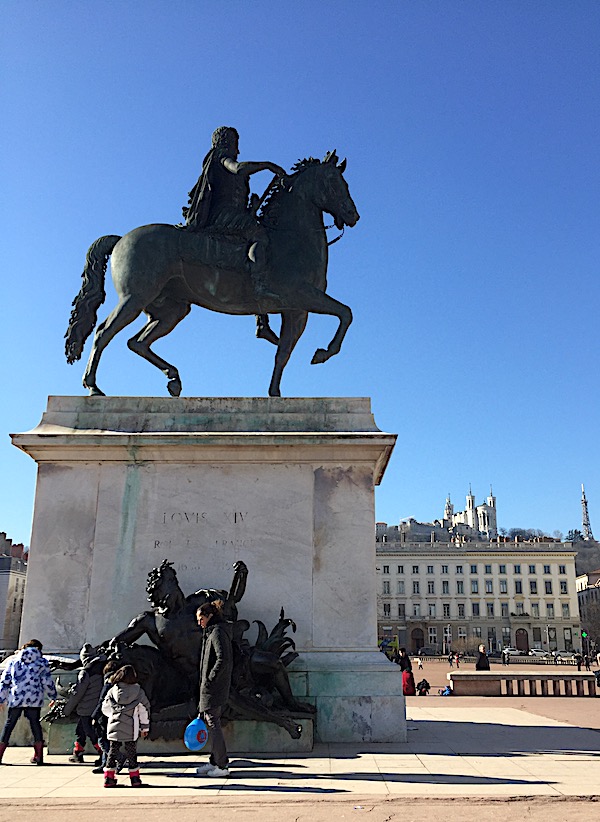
268, 388, 281, 397
86, 386, 105, 397
311, 348, 328, 365
167, 377, 182, 397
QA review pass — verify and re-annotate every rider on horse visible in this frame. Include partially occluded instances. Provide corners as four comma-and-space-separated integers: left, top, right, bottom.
182, 126, 285, 342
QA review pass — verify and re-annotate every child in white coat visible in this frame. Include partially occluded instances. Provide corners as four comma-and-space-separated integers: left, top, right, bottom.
101, 665, 150, 787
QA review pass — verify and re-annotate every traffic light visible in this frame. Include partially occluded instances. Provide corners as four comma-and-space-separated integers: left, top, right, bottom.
582, 630, 588, 638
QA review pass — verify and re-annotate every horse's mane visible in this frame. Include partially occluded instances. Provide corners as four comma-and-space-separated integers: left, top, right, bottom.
259, 157, 322, 226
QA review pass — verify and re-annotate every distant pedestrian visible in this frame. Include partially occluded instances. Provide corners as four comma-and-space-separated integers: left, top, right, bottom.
448, 652, 454, 668
583, 654, 591, 672
575, 652, 583, 672
475, 644, 490, 671
417, 656, 424, 670
0, 639, 57, 765
455, 652, 460, 669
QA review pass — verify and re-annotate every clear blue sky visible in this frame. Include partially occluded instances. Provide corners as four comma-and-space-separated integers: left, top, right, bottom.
1, 1, 599, 546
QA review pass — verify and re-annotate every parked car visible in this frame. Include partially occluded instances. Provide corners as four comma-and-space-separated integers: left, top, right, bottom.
528, 649, 552, 658
418, 646, 439, 656
502, 647, 522, 656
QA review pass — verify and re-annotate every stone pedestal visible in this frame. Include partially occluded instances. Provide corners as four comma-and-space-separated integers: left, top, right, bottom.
12, 396, 405, 743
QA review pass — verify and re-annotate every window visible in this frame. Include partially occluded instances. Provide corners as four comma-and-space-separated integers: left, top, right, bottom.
442, 581, 449, 594
427, 565, 434, 574
427, 581, 435, 594
397, 565, 404, 574
516, 602, 524, 616
413, 581, 420, 594
560, 581, 568, 594
470, 564, 478, 574
441, 564, 449, 574
514, 564, 521, 574
487, 603, 494, 617
501, 602, 509, 617
382, 580, 390, 595
529, 564, 536, 574
472, 626, 482, 638
545, 581, 553, 595
458, 603, 465, 618
443, 603, 450, 618
413, 604, 421, 617
485, 580, 493, 594
456, 565, 463, 574
456, 580, 464, 594
502, 626, 511, 644
412, 565, 419, 574
515, 580, 522, 594
471, 580, 479, 594
397, 580, 405, 594
562, 603, 570, 618
485, 564, 492, 574
428, 627, 437, 644
530, 580, 537, 594
499, 579, 507, 593
559, 565, 566, 575
499, 564, 506, 574
428, 603, 436, 617
398, 604, 405, 619
383, 565, 389, 574
383, 603, 390, 616
458, 626, 467, 640
533, 627, 542, 642
472, 602, 480, 616
544, 564, 551, 574
547, 603, 554, 618
532, 602, 539, 618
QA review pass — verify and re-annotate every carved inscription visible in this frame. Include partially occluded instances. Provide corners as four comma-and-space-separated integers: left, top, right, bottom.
154, 510, 252, 551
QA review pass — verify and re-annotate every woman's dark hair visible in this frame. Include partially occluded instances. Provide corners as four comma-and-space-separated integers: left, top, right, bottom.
23, 639, 43, 651
103, 660, 120, 678
112, 664, 138, 685
197, 599, 224, 619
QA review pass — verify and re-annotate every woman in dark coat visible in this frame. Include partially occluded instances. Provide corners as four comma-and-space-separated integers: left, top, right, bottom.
194, 600, 233, 778
398, 648, 416, 696
475, 644, 490, 671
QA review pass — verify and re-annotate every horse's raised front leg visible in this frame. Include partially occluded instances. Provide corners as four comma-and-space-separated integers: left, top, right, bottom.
83, 295, 144, 396
127, 298, 191, 396
269, 311, 308, 397
295, 286, 353, 365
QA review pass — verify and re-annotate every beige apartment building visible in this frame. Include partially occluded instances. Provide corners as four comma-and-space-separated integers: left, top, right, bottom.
376, 537, 580, 654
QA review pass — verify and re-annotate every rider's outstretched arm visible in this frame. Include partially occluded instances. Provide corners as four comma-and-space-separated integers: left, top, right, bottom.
222, 159, 286, 179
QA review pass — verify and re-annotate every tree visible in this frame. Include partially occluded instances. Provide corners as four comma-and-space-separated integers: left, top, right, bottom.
566, 529, 584, 542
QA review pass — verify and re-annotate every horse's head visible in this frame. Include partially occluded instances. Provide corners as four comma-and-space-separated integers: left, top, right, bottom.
303, 151, 360, 230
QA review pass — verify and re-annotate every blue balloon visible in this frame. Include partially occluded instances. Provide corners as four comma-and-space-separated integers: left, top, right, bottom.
184, 717, 209, 751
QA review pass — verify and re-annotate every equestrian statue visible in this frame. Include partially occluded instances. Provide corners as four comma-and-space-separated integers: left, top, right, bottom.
65, 126, 359, 397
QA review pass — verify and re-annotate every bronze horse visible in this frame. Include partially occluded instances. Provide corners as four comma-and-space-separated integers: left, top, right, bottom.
65, 152, 359, 397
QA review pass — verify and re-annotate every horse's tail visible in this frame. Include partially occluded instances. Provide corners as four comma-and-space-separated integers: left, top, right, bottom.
65, 235, 121, 363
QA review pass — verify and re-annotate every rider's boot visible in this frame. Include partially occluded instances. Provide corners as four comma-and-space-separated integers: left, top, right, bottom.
255, 315, 278, 345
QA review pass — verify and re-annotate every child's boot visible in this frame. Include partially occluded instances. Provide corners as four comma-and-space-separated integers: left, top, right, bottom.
30, 742, 44, 765
104, 769, 117, 788
68, 742, 85, 763
129, 769, 142, 787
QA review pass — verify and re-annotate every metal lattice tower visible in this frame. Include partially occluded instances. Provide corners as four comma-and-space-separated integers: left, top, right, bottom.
581, 483, 594, 540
